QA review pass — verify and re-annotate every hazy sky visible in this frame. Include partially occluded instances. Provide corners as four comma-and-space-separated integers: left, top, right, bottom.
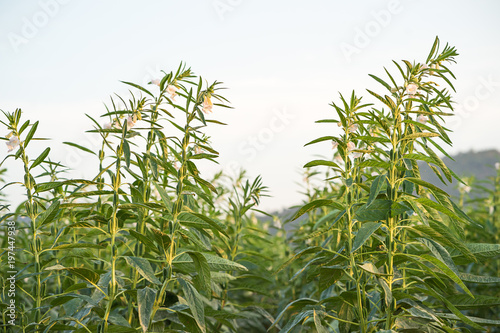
1, 0, 500, 211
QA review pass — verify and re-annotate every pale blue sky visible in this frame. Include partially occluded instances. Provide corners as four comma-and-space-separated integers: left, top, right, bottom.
1, 0, 500, 211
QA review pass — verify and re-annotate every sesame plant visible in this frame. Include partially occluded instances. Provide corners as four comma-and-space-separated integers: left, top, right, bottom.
0, 65, 278, 333
272, 38, 500, 332
1, 39, 500, 333
454, 166, 500, 324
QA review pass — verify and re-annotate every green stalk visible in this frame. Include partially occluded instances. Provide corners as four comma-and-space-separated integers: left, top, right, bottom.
12, 121, 42, 327
103, 132, 124, 332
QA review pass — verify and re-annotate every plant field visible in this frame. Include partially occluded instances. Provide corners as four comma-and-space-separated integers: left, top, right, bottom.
1, 38, 499, 332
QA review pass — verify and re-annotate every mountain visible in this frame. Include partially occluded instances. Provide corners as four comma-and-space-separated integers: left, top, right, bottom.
262, 149, 500, 232
419, 149, 500, 198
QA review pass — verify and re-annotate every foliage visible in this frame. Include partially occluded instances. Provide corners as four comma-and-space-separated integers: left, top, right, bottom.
0, 39, 499, 333
272, 37, 500, 332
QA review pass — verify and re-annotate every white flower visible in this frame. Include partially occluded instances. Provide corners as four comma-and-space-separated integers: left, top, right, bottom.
151, 78, 161, 86
459, 183, 471, 193
346, 141, 355, 151
6, 135, 20, 152
272, 218, 282, 229
104, 122, 112, 129
332, 141, 339, 149
406, 83, 418, 97
166, 84, 177, 100
348, 123, 358, 132
430, 63, 439, 75
417, 114, 428, 124
352, 152, 362, 158
495, 162, 500, 170
202, 96, 213, 114
127, 115, 137, 129
420, 63, 429, 70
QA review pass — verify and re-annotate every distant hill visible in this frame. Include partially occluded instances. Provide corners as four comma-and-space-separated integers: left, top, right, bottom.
419, 149, 500, 198
263, 149, 500, 232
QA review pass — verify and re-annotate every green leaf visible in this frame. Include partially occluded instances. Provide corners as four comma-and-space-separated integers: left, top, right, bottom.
367, 174, 386, 207
436, 313, 500, 326
418, 238, 459, 274
275, 246, 323, 274
351, 222, 381, 253
36, 200, 60, 228
269, 298, 317, 331
178, 277, 206, 333
304, 159, 341, 170
63, 141, 96, 155
120, 81, 155, 98
447, 294, 500, 309
355, 199, 391, 222
177, 212, 227, 237
458, 273, 500, 284
129, 230, 160, 254
174, 253, 247, 272
24, 121, 38, 147
66, 267, 100, 285
304, 136, 337, 147
292, 199, 337, 221
51, 242, 106, 250
186, 251, 211, 295
123, 139, 131, 168
368, 74, 392, 91
30, 147, 50, 169
399, 132, 439, 141
124, 256, 161, 285
451, 243, 500, 264
420, 253, 472, 297
138, 287, 157, 333
403, 177, 449, 196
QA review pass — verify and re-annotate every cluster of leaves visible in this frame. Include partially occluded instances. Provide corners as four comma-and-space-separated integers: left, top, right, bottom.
1, 38, 500, 333
0, 65, 283, 333
272, 38, 500, 332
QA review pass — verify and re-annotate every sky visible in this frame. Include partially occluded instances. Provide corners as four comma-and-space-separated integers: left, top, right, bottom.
1, 0, 500, 211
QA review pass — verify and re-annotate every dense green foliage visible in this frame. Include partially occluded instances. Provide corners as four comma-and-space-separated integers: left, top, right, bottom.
1, 38, 499, 332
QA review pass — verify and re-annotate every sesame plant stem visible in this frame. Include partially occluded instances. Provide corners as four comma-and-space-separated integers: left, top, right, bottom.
103, 128, 124, 333
12, 119, 43, 328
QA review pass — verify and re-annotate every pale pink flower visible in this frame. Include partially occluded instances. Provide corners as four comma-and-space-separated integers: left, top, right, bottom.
348, 123, 358, 132
352, 152, 362, 158
346, 141, 355, 152
417, 114, 428, 124
334, 155, 343, 163
151, 78, 161, 86
104, 122, 112, 129
420, 63, 429, 71
406, 83, 418, 97
202, 96, 213, 114
166, 85, 177, 100
332, 141, 339, 150
127, 115, 137, 129
6, 135, 20, 152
